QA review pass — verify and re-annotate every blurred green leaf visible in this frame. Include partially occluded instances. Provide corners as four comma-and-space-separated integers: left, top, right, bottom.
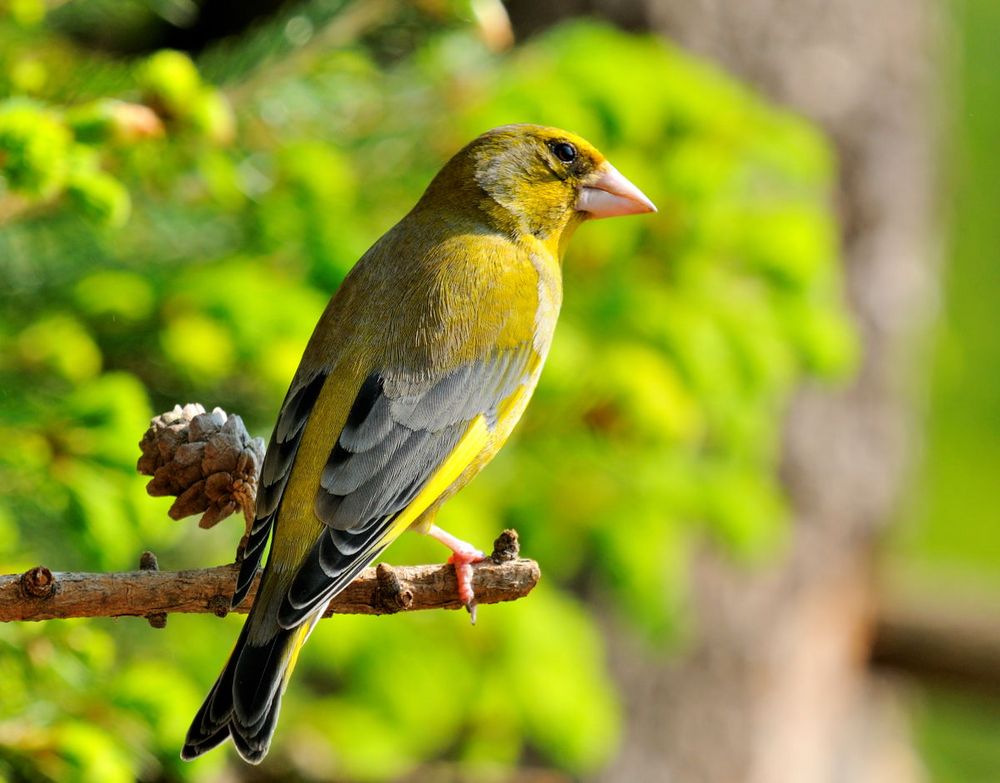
16, 314, 102, 383
0, 99, 71, 196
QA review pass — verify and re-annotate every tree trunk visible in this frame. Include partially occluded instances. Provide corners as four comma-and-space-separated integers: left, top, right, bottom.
504, 1, 938, 780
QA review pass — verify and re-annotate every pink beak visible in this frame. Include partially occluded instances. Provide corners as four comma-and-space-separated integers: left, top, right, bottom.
575, 162, 657, 219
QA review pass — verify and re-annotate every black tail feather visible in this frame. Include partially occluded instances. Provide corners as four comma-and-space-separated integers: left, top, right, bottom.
181, 620, 301, 764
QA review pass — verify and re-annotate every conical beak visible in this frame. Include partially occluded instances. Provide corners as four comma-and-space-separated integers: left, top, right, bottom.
575, 162, 657, 219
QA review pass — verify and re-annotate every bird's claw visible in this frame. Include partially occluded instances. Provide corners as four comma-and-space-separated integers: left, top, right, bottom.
426, 524, 486, 624
447, 547, 484, 624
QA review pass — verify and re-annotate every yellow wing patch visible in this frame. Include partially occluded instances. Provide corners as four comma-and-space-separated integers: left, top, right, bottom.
383, 413, 491, 540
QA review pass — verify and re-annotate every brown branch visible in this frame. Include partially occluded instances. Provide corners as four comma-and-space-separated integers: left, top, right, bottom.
870, 593, 1000, 697
0, 547, 540, 624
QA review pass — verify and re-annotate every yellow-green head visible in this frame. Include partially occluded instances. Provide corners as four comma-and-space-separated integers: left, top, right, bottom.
418, 124, 655, 250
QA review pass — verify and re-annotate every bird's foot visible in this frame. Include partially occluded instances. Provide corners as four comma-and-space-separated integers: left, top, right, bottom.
448, 548, 485, 623
426, 525, 485, 623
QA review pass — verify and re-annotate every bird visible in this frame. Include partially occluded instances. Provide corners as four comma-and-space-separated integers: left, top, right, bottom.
181, 123, 655, 764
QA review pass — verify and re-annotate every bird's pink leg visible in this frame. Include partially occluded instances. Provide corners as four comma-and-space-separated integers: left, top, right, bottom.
425, 525, 486, 623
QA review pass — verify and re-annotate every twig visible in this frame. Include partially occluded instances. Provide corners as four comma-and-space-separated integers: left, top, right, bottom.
0, 545, 539, 624
871, 592, 1000, 696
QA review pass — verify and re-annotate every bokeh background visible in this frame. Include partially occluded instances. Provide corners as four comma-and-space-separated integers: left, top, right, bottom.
0, 0, 996, 781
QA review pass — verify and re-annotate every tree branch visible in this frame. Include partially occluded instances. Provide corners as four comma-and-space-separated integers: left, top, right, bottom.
0, 538, 539, 624
0, 404, 541, 625
871, 593, 1000, 697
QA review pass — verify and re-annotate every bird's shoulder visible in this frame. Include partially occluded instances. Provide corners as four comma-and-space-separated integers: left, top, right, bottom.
322, 214, 557, 365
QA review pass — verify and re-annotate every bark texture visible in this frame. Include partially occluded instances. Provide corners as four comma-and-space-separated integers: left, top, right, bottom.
0, 557, 540, 623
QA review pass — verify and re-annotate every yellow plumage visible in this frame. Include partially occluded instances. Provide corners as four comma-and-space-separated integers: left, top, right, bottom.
182, 124, 655, 764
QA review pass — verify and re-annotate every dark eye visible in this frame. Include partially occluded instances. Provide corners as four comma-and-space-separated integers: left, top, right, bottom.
551, 141, 577, 164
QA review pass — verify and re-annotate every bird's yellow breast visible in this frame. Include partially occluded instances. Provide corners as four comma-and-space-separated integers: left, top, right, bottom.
410, 241, 563, 523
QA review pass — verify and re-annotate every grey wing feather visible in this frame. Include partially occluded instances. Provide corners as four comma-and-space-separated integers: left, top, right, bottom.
276, 349, 531, 627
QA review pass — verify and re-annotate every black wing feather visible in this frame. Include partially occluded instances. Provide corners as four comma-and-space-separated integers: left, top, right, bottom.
233, 370, 327, 607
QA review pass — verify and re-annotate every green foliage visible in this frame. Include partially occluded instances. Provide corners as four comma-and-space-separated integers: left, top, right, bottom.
889, 0, 1000, 776
140, 51, 202, 116
895, 0, 1000, 587
0, 99, 73, 196
140, 50, 234, 143
911, 689, 1000, 783
0, 46, 232, 227
0, 6, 854, 781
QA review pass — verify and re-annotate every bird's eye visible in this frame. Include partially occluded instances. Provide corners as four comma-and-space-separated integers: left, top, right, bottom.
551, 141, 577, 164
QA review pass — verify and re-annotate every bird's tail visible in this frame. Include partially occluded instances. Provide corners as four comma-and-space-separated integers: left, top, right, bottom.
181, 609, 315, 764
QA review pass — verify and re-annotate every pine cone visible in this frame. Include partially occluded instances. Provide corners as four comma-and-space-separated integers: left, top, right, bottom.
137, 404, 265, 529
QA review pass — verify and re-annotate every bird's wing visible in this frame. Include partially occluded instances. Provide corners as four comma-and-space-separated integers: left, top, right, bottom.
236, 344, 536, 626
274, 347, 536, 627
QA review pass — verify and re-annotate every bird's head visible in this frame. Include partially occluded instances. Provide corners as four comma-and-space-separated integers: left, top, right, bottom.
421, 124, 656, 253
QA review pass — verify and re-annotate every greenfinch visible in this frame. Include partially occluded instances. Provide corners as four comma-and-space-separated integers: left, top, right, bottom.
182, 124, 655, 763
